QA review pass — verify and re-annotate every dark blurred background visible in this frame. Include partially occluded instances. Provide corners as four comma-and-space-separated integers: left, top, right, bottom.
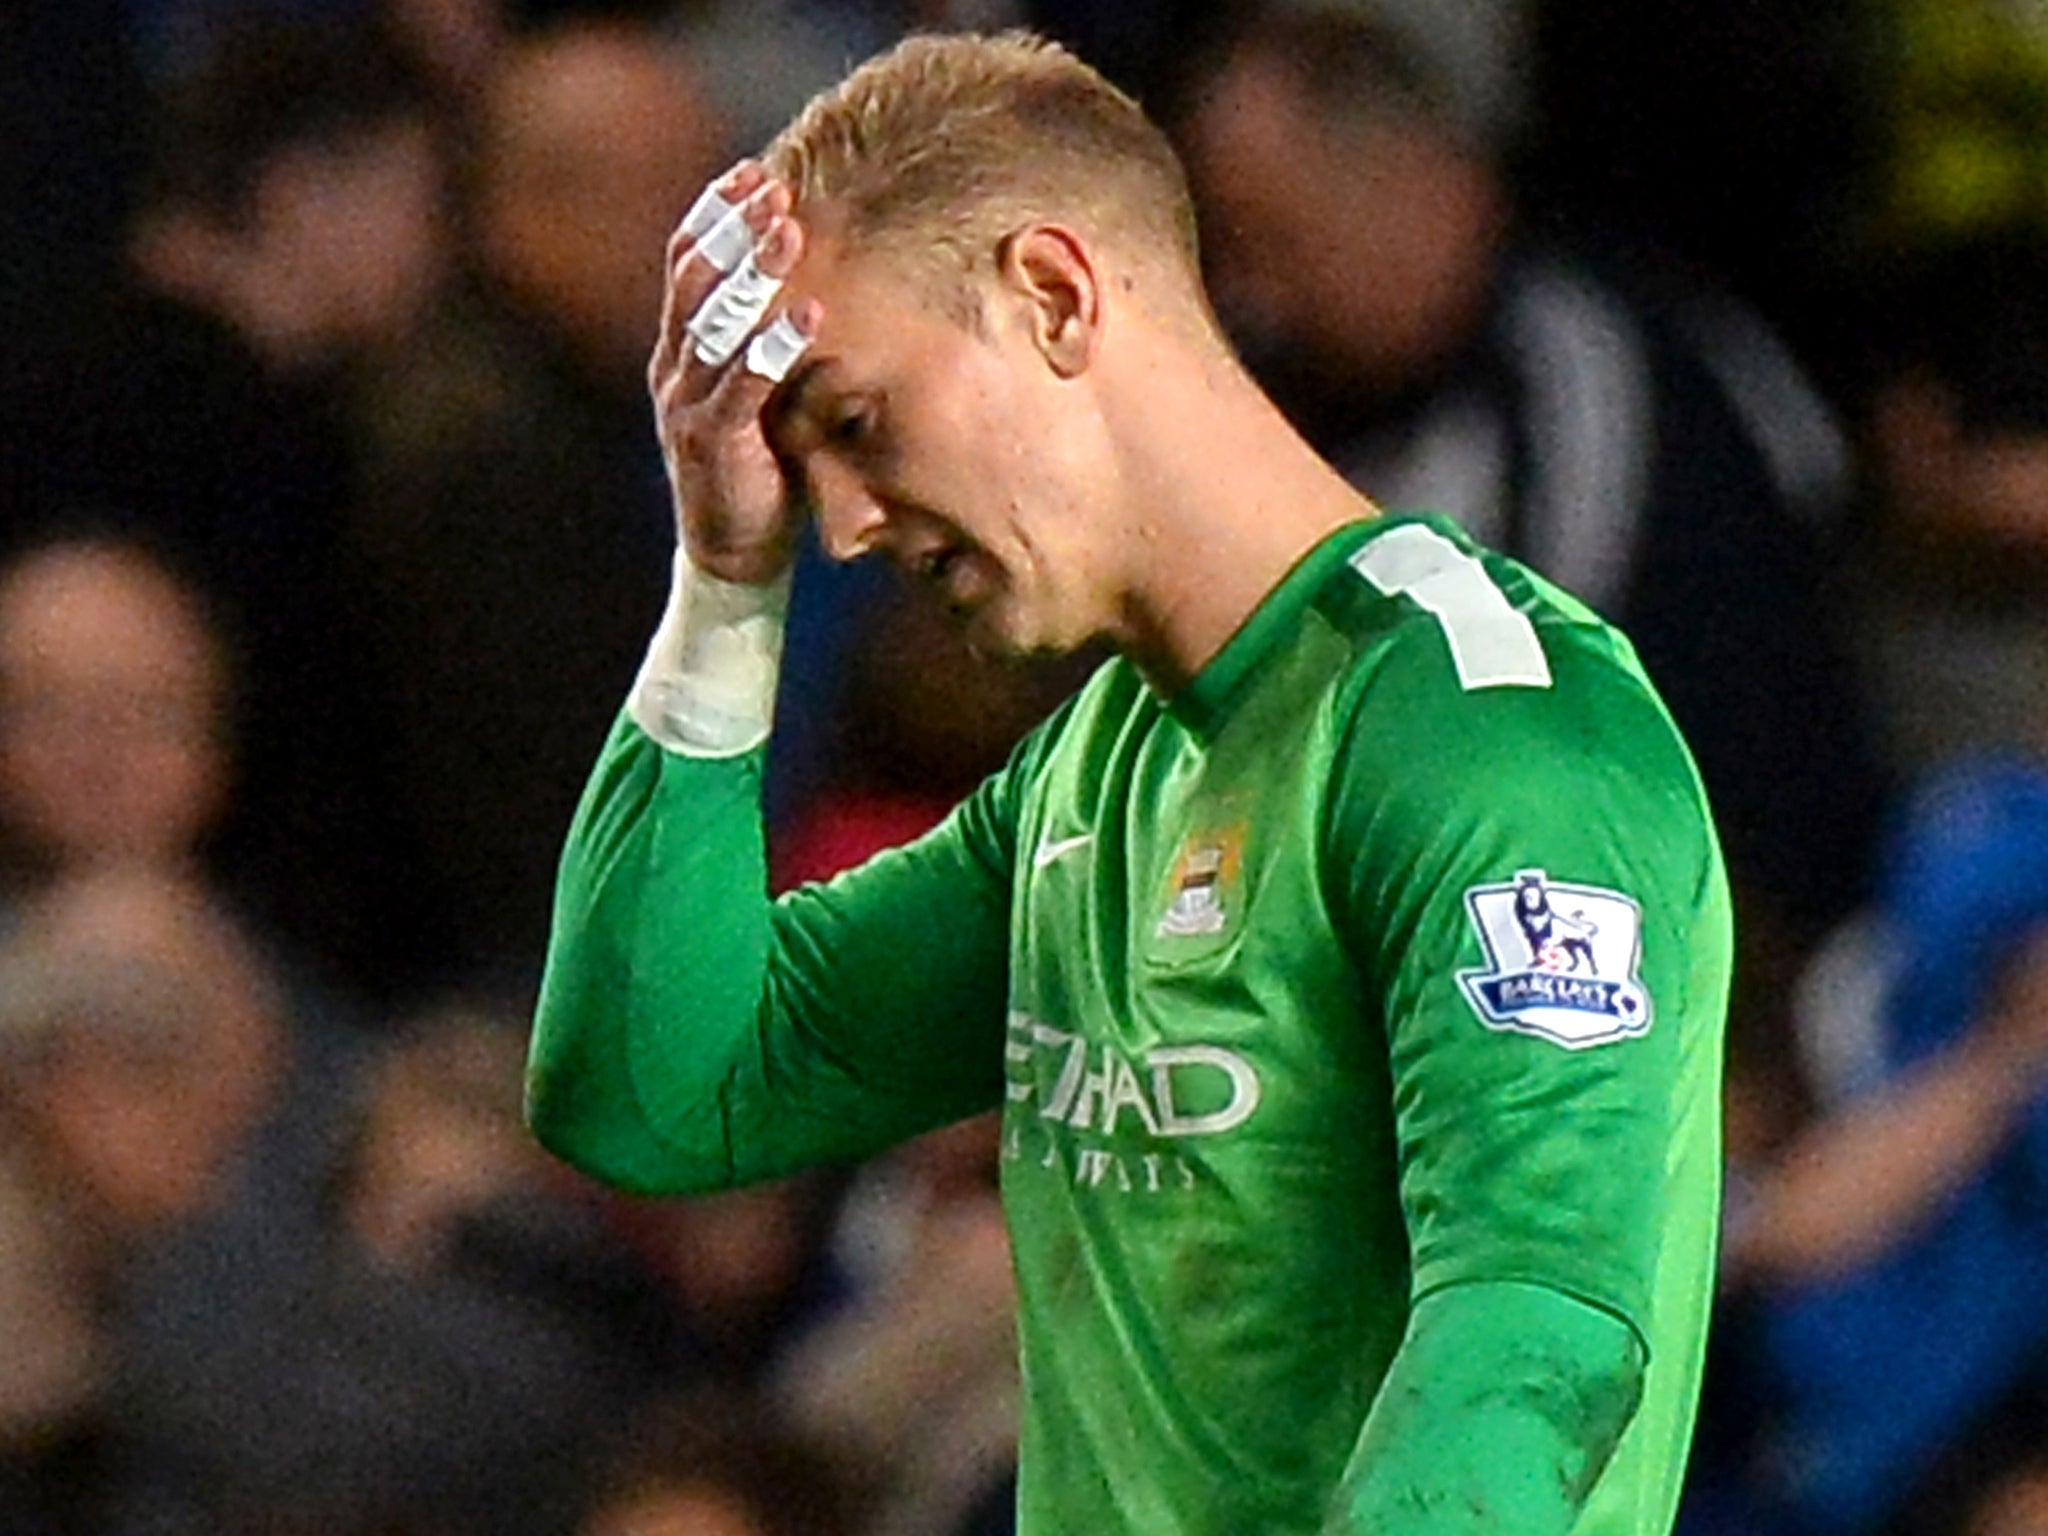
3, 1, 2048, 1533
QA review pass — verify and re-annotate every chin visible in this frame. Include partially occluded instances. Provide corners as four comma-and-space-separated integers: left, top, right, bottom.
960, 599, 1070, 662
955, 604, 1022, 659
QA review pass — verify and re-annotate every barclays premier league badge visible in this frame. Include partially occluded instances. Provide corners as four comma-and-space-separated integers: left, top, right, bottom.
1457, 869, 1652, 1048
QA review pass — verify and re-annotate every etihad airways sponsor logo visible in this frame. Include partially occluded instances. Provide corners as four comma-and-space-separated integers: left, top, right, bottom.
1002, 1011, 1262, 1139
1003, 1121, 1201, 1194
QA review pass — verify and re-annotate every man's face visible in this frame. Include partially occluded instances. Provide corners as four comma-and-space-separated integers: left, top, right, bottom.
0, 548, 228, 868
769, 228, 1116, 657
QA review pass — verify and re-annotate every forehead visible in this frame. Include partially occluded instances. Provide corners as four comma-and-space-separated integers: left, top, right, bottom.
789, 219, 937, 321
779, 223, 975, 386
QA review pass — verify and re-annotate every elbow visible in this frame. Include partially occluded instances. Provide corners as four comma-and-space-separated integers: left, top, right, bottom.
1579, 1322, 1648, 1479
1541, 1301, 1649, 1509
521, 973, 658, 1192
1436, 1282, 1652, 1500
519, 1027, 653, 1193
522, 1036, 732, 1199
523, 1083, 691, 1198
520, 1066, 577, 1168
521, 1059, 609, 1184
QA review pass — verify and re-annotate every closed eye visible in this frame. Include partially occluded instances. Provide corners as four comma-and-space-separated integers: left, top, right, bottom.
827, 406, 876, 448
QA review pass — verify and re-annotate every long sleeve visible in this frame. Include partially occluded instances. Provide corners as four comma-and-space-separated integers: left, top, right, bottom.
1332, 1280, 1646, 1535
1321, 557, 1729, 1534
527, 710, 1023, 1195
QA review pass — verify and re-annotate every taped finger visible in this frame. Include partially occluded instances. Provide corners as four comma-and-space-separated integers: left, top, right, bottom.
744, 314, 810, 384
688, 253, 782, 368
693, 206, 757, 275
680, 183, 737, 242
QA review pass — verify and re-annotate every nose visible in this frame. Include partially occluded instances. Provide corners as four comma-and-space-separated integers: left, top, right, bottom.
808, 458, 890, 563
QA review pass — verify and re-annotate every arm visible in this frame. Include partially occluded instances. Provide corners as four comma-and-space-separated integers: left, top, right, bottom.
1334, 1281, 1645, 1534
1731, 925, 2048, 1283
527, 164, 1019, 1194
1323, 587, 1729, 1534
527, 697, 1022, 1195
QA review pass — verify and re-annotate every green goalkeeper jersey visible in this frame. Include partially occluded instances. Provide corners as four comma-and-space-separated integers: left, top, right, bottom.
529, 514, 1730, 1536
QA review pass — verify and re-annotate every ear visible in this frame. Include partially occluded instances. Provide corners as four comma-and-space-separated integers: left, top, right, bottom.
997, 223, 1103, 379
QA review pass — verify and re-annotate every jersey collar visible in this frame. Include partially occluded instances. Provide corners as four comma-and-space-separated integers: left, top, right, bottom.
1168, 517, 1383, 738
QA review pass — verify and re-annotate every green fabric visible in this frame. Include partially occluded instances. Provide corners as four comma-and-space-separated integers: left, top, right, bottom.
528, 513, 1730, 1534
1336, 1281, 1646, 1534
529, 712, 1025, 1193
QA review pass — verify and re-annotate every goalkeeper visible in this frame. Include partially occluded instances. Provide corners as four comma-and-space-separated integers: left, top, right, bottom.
528, 30, 1729, 1536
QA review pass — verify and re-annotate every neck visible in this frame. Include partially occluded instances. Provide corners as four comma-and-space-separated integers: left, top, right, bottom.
1097, 327, 1376, 694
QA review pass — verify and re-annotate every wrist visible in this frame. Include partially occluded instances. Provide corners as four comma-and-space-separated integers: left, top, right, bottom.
628, 545, 790, 757
685, 535, 796, 588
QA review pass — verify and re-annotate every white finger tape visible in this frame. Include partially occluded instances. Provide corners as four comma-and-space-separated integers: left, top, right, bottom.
680, 184, 737, 241
693, 206, 757, 275
688, 253, 782, 367
744, 315, 809, 384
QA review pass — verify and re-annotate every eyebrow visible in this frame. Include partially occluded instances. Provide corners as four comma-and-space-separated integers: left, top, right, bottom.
767, 355, 836, 435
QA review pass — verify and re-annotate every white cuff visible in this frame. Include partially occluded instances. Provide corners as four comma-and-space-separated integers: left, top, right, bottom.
628, 547, 790, 757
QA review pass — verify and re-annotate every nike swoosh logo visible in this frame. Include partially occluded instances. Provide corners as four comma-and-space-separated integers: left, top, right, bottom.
1032, 833, 1095, 870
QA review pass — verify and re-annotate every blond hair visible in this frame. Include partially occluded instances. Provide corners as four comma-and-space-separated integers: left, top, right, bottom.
765, 31, 1201, 310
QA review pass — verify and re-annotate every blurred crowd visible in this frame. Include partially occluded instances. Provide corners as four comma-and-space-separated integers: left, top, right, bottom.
1, 0, 2046, 1532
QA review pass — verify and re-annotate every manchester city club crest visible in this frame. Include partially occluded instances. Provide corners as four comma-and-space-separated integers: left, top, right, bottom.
1157, 830, 1243, 939
1457, 869, 1652, 1048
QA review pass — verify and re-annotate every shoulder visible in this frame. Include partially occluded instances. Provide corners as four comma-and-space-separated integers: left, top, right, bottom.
1316, 517, 1687, 773
1309, 519, 1720, 908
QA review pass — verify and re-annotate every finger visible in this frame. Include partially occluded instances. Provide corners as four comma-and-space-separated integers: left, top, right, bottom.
701, 257, 816, 438
743, 312, 809, 384
673, 176, 783, 290
674, 183, 783, 374
654, 165, 760, 385
694, 208, 758, 275
663, 161, 764, 269
678, 168, 748, 242
739, 225, 816, 388
687, 253, 780, 369
685, 190, 797, 371
654, 179, 780, 390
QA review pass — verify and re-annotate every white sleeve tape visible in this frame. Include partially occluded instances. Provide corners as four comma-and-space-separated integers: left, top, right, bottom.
687, 253, 782, 367
680, 184, 737, 242
693, 206, 757, 275
627, 546, 790, 757
744, 314, 809, 384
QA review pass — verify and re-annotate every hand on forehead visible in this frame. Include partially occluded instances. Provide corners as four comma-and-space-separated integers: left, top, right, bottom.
666, 161, 814, 384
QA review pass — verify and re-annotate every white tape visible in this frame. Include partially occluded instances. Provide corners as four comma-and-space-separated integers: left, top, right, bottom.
744, 314, 809, 384
680, 184, 737, 241
693, 206, 757, 275
628, 546, 790, 756
687, 253, 782, 368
